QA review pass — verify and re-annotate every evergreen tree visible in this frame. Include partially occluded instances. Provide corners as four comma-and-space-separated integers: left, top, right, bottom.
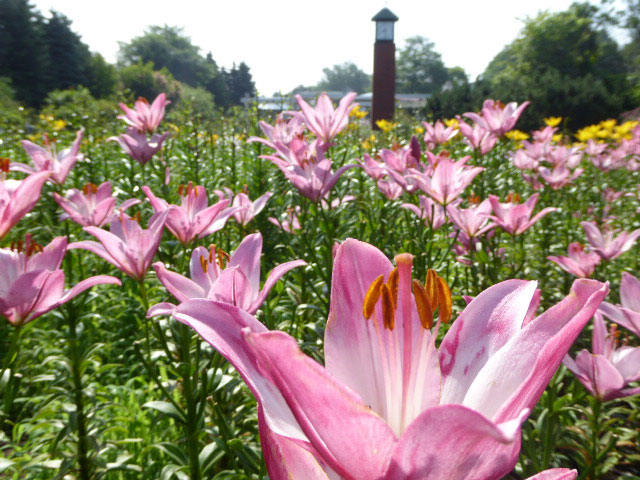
42, 10, 87, 92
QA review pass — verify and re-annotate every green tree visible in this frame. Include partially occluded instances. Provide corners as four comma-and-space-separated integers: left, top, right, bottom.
118, 25, 209, 87
42, 11, 88, 92
0, 0, 49, 106
396, 36, 450, 94
119, 61, 181, 102
225, 62, 256, 106
317, 62, 370, 93
481, 2, 632, 129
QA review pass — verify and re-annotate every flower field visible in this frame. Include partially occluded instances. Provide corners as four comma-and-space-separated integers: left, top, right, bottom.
0, 93, 639, 480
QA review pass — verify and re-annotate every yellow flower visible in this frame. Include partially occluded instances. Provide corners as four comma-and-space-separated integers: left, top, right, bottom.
167, 122, 180, 133
53, 119, 67, 131
444, 118, 459, 129
369, 134, 376, 142
505, 130, 529, 141
362, 140, 372, 150
376, 119, 398, 133
415, 126, 425, 134
544, 117, 562, 127
599, 119, 617, 130
211, 134, 220, 144
575, 125, 599, 142
350, 105, 368, 119
552, 134, 563, 143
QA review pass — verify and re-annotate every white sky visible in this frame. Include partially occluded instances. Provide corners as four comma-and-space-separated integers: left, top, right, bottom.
31, 0, 625, 96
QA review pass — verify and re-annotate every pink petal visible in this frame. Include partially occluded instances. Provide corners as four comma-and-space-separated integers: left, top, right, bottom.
525, 468, 577, 480
249, 259, 307, 315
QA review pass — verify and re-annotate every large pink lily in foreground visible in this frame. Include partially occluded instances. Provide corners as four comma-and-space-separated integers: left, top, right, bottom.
149, 232, 305, 317
564, 313, 640, 401
143, 184, 234, 244
0, 236, 120, 326
172, 239, 607, 479
118, 93, 170, 133
69, 211, 169, 281
14, 129, 84, 185
0, 169, 51, 240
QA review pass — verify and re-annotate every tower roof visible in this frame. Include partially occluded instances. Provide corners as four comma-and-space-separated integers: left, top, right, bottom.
371, 8, 399, 22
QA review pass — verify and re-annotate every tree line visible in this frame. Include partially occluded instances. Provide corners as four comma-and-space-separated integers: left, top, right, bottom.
0, 0, 256, 110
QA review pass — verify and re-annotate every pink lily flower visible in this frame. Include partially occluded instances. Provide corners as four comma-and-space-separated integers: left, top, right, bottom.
295, 92, 358, 144
358, 153, 387, 181
118, 93, 170, 133
581, 221, 640, 261
411, 156, 483, 206
248, 113, 306, 151
423, 120, 457, 149
0, 236, 120, 326
527, 470, 577, 480
538, 165, 583, 190
458, 119, 498, 155
230, 191, 273, 226
109, 128, 170, 165
402, 195, 448, 230
488, 193, 558, 235
269, 207, 301, 234
172, 239, 607, 479
548, 243, 601, 278
14, 129, 84, 185
69, 211, 169, 281
0, 169, 51, 240
53, 182, 140, 228
564, 313, 640, 401
143, 184, 234, 245
149, 233, 305, 317
448, 199, 495, 238
464, 99, 530, 137
599, 272, 640, 337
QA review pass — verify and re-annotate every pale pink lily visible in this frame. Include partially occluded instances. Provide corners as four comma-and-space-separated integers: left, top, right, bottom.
458, 119, 498, 155
377, 178, 404, 200
0, 170, 51, 240
53, 182, 140, 228
109, 128, 170, 165
382, 142, 424, 194
269, 207, 301, 234
0, 236, 120, 326
14, 129, 84, 185
69, 210, 169, 281
564, 313, 640, 401
149, 233, 305, 317
538, 165, 583, 190
359, 153, 387, 181
581, 221, 640, 261
548, 243, 601, 278
143, 184, 234, 245
464, 99, 530, 137
295, 92, 358, 143
488, 193, 558, 235
448, 199, 495, 238
118, 93, 170, 133
401, 195, 448, 230
248, 113, 306, 151
423, 120, 457, 149
599, 272, 640, 337
411, 156, 483, 206
172, 239, 607, 479
231, 191, 273, 226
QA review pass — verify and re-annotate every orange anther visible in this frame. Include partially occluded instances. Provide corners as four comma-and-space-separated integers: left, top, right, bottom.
413, 279, 434, 330
363, 274, 384, 319
381, 283, 395, 330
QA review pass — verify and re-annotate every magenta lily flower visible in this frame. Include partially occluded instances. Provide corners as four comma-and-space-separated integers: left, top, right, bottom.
458, 119, 499, 155
248, 113, 306, 151
548, 243, 601, 278
564, 313, 640, 401
581, 221, 640, 261
69, 210, 169, 281
109, 128, 170, 165
538, 165, 583, 190
0, 236, 120, 326
14, 129, 84, 185
172, 239, 607, 479
53, 182, 140, 228
423, 120, 457, 149
599, 272, 640, 337
488, 193, 558, 235
230, 191, 273, 226
269, 207, 301, 234
464, 99, 530, 137
143, 184, 234, 245
118, 93, 170, 133
149, 233, 306, 317
295, 92, 357, 143
402, 195, 448, 230
411, 156, 483, 206
447, 199, 495, 238
0, 170, 51, 240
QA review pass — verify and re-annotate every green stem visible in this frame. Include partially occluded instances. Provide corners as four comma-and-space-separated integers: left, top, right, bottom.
180, 323, 201, 480
2, 325, 22, 422
68, 311, 91, 480
589, 397, 602, 480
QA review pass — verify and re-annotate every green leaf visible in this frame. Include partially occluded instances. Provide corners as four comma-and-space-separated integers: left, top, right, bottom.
142, 401, 186, 424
